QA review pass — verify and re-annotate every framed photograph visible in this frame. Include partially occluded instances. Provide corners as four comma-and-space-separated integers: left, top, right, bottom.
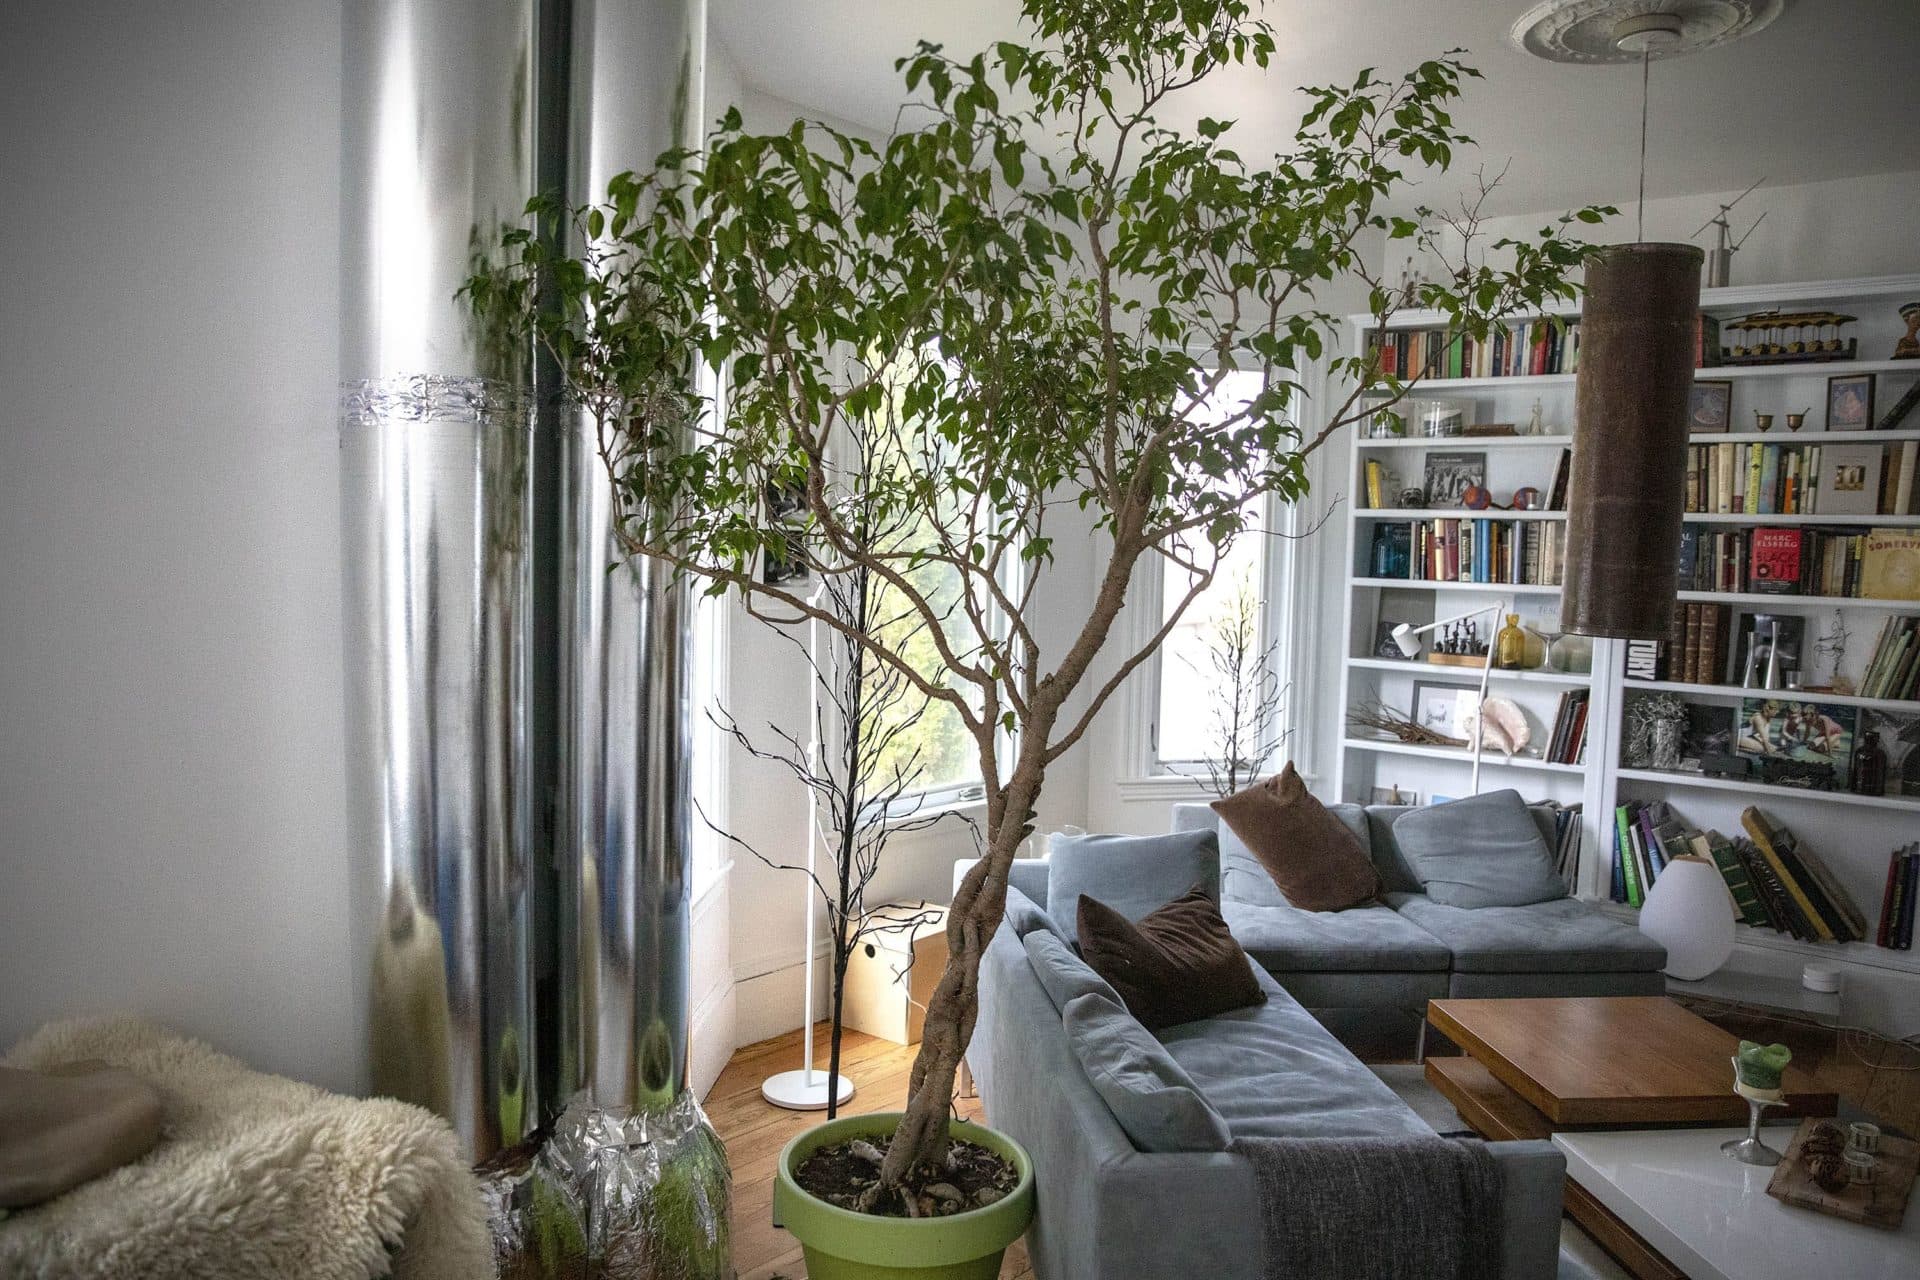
1736, 697, 1856, 778
1412, 680, 1473, 741
1688, 379, 1733, 434
1369, 784, 1420, 806
1826, 373, 1875, 432
1681, 702, 1734, 765
1422, 451, 1487, 509
1815, 443, 1883, 516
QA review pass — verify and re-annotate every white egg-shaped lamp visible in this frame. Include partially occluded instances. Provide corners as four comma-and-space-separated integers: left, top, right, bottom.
1638, 855, 1736, 980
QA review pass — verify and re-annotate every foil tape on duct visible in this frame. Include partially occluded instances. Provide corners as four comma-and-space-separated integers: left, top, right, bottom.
482, 1092, 731, 1279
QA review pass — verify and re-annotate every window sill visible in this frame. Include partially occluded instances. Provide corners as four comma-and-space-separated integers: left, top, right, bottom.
1112, 768, 1320, 802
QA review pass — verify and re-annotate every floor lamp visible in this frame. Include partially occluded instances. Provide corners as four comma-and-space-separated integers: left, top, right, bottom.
761, 591, 856, 1112
1391, 601, 1508, 796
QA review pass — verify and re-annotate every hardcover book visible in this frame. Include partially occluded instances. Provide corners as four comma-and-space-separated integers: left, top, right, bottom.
1861, 528, 1920, 601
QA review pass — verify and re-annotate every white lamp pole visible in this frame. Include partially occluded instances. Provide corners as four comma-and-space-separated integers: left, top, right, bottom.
761, 586, 856, 1111
1391, 600, 1508, 795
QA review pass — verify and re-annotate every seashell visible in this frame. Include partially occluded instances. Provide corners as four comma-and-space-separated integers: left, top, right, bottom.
1465, 696, 1531, 759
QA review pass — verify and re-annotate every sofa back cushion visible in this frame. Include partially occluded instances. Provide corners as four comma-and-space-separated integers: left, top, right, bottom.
1367, 801, 1560, 895
1022, 928, 1120, 1012
1390, 790, 1568, 908
1001, 885, 1067, 944
1048, 830, 1218, 944
1077, 888, 1266, 1031
1060, 990, 1232, 1153
1210, 765, 1381, 912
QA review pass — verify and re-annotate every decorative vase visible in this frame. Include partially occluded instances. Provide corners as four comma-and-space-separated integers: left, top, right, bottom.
1548, 632, 1592, 674
774, 1113, 1035, 1280
1494, 614, 1527, 670
1638, 855, 1736, 980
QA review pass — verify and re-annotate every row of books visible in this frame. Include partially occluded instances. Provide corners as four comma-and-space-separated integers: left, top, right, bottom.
1676, 525, 1920, 600
1365, 320, 1582, 381
1610, 803, 1868, 945
1543, 689, 1591, 765
1682, 441, 1920, 517
1367, 519, 1566, 586
1549, 802, 1583, 891
1875, 844, 1919, 951
1652, 602, 1732, 686
1860, 616, 1920, 701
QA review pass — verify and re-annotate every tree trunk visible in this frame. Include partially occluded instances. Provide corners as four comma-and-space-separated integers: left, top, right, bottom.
876, 753, 1044, 1189
827, 948, 848, 1121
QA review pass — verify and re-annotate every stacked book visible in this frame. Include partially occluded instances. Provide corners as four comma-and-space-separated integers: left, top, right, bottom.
1683, 441, 1920, 517
1543, 690, 1591, 765
1366, 320, 1581, 381
1859, 616, 1920, 701
1875, 844, 1919, 951
1610, 804, 1866, 945
1676, 525, 1920, 600
1660, 602, 1731, 684
1375, 518, 1565, 586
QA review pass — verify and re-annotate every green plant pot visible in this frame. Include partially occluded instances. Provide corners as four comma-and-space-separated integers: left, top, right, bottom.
772, 1112, 1034, 1280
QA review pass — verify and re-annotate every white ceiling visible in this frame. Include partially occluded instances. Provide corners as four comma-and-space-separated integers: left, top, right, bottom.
710, 0, 1920, 217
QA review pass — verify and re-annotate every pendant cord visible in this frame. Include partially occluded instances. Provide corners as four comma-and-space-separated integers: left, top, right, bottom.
1636, 47, 1651, 241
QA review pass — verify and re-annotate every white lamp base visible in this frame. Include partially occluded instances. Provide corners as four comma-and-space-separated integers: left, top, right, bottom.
761, 1069, 855, 1111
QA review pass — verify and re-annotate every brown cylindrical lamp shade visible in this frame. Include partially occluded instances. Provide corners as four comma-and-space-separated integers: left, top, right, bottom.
1562, 242, 1704, 639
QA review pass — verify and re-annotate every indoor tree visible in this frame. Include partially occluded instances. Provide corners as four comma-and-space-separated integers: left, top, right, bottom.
465, 0, 1605, 1204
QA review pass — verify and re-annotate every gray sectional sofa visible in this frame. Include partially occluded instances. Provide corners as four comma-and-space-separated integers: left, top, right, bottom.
973, 859, 1568, 1280
1171, 799, 1666, 1057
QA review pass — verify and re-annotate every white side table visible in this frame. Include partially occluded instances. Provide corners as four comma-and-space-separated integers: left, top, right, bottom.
1553, 1127, 1917, 1280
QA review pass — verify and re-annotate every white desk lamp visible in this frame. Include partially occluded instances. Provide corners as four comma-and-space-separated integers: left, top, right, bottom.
1390, 600, 1508, 796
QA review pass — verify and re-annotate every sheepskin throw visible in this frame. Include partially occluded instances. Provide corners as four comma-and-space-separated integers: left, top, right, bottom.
1, 1016, 493, 1280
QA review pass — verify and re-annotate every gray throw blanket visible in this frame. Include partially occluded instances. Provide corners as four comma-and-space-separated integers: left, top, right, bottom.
1233, 1135, 1502, 1280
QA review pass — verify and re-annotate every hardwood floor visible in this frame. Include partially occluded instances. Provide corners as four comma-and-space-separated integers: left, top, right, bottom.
706, 1024, 1032, 1280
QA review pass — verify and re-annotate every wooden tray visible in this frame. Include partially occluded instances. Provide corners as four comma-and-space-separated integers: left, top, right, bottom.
1767, 1119, 1918, 1230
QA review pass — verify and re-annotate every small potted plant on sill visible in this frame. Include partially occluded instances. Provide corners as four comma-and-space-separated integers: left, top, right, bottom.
465, 0, 1605, 1272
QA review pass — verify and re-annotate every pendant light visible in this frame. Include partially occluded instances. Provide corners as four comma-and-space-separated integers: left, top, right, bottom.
1511, 3, 1787, 638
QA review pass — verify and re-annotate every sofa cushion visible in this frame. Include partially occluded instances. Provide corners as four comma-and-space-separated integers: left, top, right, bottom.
1211, 765, 1381, 912
1215, 804, 1371, 910
1078, 889, 1266, 1031
1221, 898, 1451, 973
1390, 790, 1566, 908
1048, 830, 1218, 943
1156, 968, 1435, 1142
1389, 892, 1667, 974
1022, 928, 1119, 1012
1368, 802, 1562, 897
1060, 991, 1232, 1153
1001, 886, 1067, 944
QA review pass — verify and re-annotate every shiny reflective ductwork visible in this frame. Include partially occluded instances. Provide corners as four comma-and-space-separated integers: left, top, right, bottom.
341, 0, 704, 1163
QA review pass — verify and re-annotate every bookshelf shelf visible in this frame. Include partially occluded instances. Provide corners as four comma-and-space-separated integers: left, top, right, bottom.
1358, 508, 1567, 522
1622, 678, 1920, 713
1386, 357, 1920, 394
1348, 657, 1590, 686
1691, 427, 1920, 445
1675, 589, 1920, 610
1593, 901, 1920, 977
1355, 434, 1573, 451
1342, 738, 1585, 774
1682, 513, 1919, 526
1352, 578, 1562, 595
1615, 766, 1920, 813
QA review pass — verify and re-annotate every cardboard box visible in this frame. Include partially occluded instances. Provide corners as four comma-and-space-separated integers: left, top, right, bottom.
841, 900, 948, 1045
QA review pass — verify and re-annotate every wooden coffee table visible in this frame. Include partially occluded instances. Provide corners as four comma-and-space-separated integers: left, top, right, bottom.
1423, 997, 1838, 1280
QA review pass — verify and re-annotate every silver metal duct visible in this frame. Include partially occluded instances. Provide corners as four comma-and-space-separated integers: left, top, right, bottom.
558, 0, 702, 1116
341, 0, 712, 1192
340, 0, 547, 1160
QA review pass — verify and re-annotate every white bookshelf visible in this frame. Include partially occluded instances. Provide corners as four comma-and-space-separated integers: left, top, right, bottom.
1332, 274, 1920, 989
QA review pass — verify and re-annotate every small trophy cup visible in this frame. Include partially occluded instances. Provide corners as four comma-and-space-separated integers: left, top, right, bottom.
1723, 1041, 1792, 1166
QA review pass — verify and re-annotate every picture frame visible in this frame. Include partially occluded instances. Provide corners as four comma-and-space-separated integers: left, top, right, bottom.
1826, 372, 1875, 432
1369, 784, 1420, 806
1688, 379, 1733, 434
760, 480, 812, 586
1814, 443, 1883, 516
1412, 680, 1474, 741
1422, 451, 1487, 509
1736, 697, 1856, 778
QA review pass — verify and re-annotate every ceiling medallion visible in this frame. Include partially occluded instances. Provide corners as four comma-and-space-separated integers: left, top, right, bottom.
1509, 0, 1787, 64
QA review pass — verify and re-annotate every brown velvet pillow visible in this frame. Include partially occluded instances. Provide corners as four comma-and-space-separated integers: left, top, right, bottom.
1210, 763, 1381, 912
1076, 888, 1267, 1032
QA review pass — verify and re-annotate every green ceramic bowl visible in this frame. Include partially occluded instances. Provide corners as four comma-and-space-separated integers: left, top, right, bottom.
772, 1112, 1035, 1280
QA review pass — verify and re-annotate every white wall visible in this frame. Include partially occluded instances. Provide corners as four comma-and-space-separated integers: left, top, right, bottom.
0, 1, 354, 1087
